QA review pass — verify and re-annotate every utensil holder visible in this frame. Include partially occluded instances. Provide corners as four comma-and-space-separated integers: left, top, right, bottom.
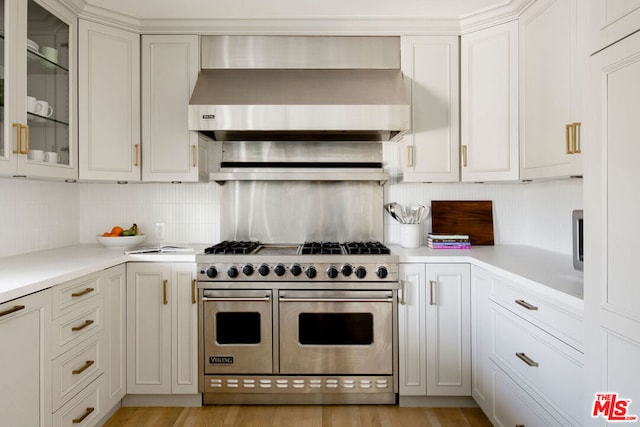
400, 224, 421, 248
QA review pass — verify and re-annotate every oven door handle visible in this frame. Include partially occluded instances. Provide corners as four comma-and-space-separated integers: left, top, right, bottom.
202, 296, 271, 302
278, 296, 394, 303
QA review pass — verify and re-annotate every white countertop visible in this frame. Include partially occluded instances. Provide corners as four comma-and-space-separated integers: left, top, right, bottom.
0, 244, 205, 304
1, 243, 583, 308
391, 244, 584, 308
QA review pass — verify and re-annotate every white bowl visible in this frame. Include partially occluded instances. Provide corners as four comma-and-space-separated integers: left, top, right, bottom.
96, 234, 146, 249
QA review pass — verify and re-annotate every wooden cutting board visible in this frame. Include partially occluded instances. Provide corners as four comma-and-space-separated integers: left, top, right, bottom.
430, 200, 494, 245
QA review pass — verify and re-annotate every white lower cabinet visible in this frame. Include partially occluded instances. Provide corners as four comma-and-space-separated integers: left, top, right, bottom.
398, 263, 470, 397
0, 289, 51, 427
127, 262, 198, 394
102, 264, 127, 411
471, 266, 584, 426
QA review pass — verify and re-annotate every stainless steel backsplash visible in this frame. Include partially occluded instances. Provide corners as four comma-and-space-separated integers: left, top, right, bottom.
219, 181, 383, 243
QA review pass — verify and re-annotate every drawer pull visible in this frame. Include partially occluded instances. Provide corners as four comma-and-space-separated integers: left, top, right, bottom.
72, 407, 95, 424
515, 299, 538, 311
516, 352, 539, 367
192, 279, 197, 304
71, 319, 94, 331
71, 287, 95, 298
72, 360, 95, 375
0, 305, 26, 318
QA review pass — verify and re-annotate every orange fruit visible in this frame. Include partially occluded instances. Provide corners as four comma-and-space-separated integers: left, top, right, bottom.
111, 226, 124, 236
102, 232, 110, 237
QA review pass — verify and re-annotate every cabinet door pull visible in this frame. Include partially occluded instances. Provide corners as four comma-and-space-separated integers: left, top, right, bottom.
516, 352, 539, 367
24, 124, 30, 154
407, 145, 414, 167
163, 280, 168, 305
429, 280, 436, 305
565, 124, 573, 154
191, 279, 197, 304
515, 299, 538, 311
12, 123, 23, 154
71, 287, 95, 298
134, 143, 141, 166
399, 280, 406, 305
0, 305, 26, 318
572, 122, 582, 153
192, 144, 197, 167
71, 319, 94, 331
462, 145, 468, 167
72, 407, 95, 424
72, 360, 95, 375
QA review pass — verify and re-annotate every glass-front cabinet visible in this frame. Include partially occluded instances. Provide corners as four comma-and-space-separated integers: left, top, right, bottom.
0, 0, 76, 179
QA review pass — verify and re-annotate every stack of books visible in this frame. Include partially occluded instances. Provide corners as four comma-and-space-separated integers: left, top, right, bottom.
427, 233, 471, 249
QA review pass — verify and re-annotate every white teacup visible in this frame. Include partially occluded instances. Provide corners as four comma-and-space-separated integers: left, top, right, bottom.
40, 46, 58, 64
35, 100, 53, 118
27, 96, 38, 114
44, 152, 58, 163
28, 149, 44, 161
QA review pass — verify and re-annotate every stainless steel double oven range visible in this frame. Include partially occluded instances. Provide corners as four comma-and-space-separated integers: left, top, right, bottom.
196, 240, 400, 404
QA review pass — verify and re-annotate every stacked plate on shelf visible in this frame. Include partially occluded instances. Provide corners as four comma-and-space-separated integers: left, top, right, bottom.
27, 39, 39, 53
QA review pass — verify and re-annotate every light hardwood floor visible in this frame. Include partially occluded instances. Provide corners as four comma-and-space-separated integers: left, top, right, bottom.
103, 405, 493, 426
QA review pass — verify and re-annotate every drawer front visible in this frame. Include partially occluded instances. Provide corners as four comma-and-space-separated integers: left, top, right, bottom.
52, 273, 101, 319
489, 361, 562, 427
52, 375, 102, 427
52, 301, 103, 357
490, 302, 583, 425
52, 336, 103, 411
490, 276, 583, 350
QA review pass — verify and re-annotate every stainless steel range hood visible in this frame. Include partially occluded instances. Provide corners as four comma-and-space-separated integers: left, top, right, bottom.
188, 68, 410, 142
189, 36, 410, 184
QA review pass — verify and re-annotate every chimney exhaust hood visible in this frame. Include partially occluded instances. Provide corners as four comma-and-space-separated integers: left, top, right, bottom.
188, 68, 409, 142
188, 36, 410, 184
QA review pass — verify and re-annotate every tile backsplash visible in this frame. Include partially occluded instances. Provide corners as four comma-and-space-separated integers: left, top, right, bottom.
0, 179, 79, 258
0, 177, 582, 258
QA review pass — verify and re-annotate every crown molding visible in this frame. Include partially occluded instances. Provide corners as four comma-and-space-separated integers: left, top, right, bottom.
74, 0, 535, 36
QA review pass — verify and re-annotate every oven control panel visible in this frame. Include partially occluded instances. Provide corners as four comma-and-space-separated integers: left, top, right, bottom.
197, 261, 398, 283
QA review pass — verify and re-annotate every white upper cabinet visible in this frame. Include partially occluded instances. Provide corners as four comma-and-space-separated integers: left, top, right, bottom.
461, 21, 519, 182
78, 20, 140, 182
590, 0, 640, 52
519, 0, 584, 180
141, 35, 207, 182
0, 0, 77, 180
400, 36, 460, 183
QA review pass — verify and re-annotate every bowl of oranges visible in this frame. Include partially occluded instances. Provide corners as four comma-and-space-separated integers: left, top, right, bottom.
96, 224, 146, 249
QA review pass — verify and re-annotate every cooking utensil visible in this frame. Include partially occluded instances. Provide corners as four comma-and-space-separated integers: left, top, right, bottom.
384, 202, 406, 224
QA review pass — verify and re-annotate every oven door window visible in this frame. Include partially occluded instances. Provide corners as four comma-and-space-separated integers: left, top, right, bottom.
216, 312, 261, 344
298, 313, 373, 345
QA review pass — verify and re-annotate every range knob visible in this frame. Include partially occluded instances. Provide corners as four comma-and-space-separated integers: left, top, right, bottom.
326, 266, 339, 279
274, 264, 286, 277
206, 266, 218, 278
305, 266, 317, 279
258, 264, 270, 276
290, 264, 302, 276
354, 266, 367, 279
341, 264, 353, 277
242, 264, 254, 276
376, 266, 389, 279
227, 266, 239, 278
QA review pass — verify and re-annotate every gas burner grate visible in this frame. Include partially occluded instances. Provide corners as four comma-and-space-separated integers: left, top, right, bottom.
299, 242, 343, 255
204, 240, 261, 255
343, 241, 391, 255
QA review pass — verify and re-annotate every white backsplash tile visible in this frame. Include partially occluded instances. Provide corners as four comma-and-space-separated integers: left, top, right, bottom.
78, 182, 222, 245
0, 179, 79, 258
